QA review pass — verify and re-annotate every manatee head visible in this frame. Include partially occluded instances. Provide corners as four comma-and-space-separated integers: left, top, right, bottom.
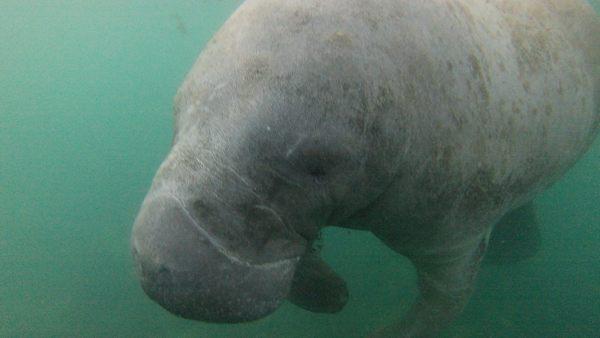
130, 112, 371, 323
131, 0, 401, 324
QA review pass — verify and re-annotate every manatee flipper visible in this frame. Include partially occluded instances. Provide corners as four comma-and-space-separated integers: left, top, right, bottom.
287, 251, 349, 313
372, 233, 490, 337
485, 201, 541, 265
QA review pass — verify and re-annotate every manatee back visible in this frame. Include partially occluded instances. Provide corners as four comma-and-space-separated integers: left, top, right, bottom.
174, 0, 599, 235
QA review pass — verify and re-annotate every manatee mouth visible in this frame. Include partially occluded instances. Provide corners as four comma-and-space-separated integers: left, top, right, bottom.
131, 193, 303, 323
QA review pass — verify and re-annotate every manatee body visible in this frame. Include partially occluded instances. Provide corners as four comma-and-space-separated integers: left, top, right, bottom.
132, 0, 599, 336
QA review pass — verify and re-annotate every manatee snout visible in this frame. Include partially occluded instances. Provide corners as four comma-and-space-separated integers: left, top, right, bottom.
131, 195, 304, 323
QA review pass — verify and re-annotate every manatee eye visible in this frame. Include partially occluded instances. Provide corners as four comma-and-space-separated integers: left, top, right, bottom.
304, 156, 327, 182
284, 138, 355, 184
308, 164, 326, 179
295, 146, 342, 183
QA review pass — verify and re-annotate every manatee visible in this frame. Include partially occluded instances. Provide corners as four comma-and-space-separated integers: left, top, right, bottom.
131, 0, 599, 336
486, 201, 541, 265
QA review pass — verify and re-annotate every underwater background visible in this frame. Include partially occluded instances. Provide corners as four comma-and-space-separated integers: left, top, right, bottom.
1, 1, 598, 337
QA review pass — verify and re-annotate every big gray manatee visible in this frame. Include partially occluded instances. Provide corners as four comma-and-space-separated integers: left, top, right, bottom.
131, 0, 599, 336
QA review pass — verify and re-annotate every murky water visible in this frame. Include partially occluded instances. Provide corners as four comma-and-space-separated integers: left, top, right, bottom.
1, 1, 598, 337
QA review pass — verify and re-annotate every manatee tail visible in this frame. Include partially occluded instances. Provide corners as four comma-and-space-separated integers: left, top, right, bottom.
287, 248, 349, 313
485, 201, 541, 265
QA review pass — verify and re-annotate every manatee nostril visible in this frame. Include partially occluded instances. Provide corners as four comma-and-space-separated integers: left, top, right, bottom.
142, 264, 173, 294
157, 265, 171, 282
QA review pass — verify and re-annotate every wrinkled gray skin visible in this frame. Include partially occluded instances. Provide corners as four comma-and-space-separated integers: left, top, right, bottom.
132, 0, 599, 336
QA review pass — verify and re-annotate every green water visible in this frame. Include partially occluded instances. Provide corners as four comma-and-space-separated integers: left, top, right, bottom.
1, 1, 598, 337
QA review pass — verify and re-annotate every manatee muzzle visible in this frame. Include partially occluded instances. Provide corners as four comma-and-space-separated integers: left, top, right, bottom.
131, 194, 302, 323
